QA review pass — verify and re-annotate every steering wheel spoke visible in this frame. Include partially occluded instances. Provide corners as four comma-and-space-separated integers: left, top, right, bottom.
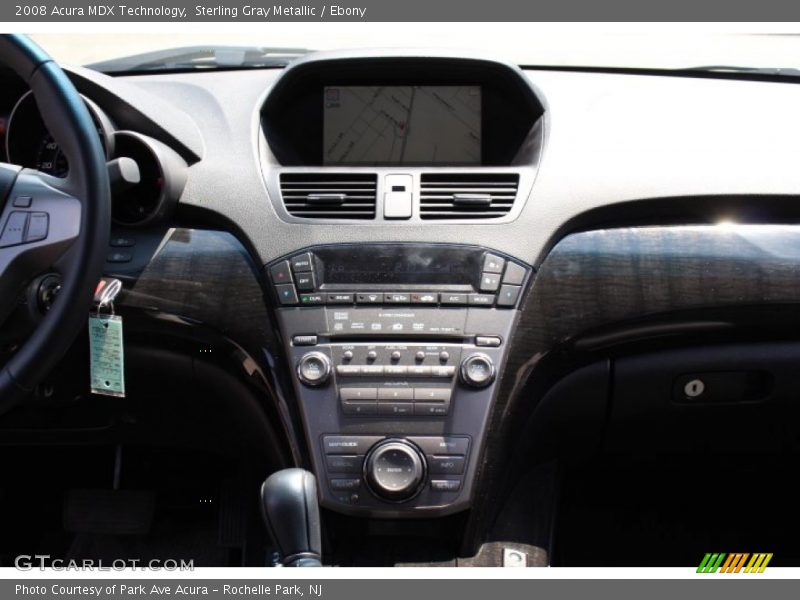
0, 165, 82, 324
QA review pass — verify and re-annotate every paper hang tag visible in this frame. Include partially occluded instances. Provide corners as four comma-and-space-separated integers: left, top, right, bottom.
89, 314, 125, 398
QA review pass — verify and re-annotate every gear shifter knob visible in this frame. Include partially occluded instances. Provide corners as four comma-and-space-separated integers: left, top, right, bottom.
260, 468, 322, 567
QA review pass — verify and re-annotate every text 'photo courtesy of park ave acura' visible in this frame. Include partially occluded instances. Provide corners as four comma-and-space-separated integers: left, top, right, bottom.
3, 6, 800, 591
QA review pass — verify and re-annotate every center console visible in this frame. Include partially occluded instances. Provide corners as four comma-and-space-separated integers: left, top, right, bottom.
268, 244, 531, 517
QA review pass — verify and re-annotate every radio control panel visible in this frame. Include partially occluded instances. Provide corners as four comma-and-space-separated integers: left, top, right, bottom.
268, 244, 530, 518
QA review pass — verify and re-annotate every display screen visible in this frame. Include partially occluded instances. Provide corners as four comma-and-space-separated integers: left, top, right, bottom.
323, 86, 481, 165
318, 246, 480, 286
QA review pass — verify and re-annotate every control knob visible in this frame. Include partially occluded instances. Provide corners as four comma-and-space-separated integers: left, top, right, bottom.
364, 440, 426, 502
460, 353, 496, 388
296, 351, 332, 387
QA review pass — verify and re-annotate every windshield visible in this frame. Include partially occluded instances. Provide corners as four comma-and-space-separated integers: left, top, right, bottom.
28, 28, 800, 73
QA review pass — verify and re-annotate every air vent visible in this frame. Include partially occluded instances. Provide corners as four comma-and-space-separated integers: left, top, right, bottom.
420, 173, 519, 220
280, 173, 377, 219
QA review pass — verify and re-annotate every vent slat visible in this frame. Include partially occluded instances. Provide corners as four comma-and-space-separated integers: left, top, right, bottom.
420, 173, 519, 220
280, 173, 377, 220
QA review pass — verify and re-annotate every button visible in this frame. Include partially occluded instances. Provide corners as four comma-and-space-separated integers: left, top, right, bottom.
366, 350, 378, 361
415, 402, 449, 416
440, 293, 468, 305
497, 284, 521, 307
295, 271, 316, 291
292, 335, 318, 346
414, 388, 452, 402
275, 284, 298, 305
25, 212, 49, 242
431, 479, 462, 492
411, 292, 438, 304
291, 252, 313, 272
12, 196, 32, 208
340, 387, 378, 401
409, 436, 470, 456
407, 366, 431, 377
502, 262, 526, 285
107, 251, 132, 263
378, 402, 414, 416
330, 478, 361, 491
479, 273, 501, 292
378, 388, 414, 401
323, 435, 383, 454
326, 455, 363, 474
476, 336, 502, 347
431, 366, 456, 378
384, 191, 412, 219
341, 401, 378, 416
390, 351, 402, 361
468, 294, 495, 306
415, 351, 426, 361
384, 365, 408, 376
429, 456, 466, 475
327, 293, 354, 304
360, 365, 384, 376
299, 293, 325, 305
439, 351, 450, 362
356, 292, 383, 304
343, 350, 354, 360
336, 365, 361, 376
483, 254, 505, 274
384, 293, 411, 304
269, 260, 293, 285
109, 236, 136, 247
0, 211, 29, 246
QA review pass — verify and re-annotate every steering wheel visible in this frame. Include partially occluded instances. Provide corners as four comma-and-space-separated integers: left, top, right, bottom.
0, 34, 110, 412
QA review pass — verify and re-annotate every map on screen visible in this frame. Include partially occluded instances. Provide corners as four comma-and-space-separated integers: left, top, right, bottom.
323, 86, 481, 165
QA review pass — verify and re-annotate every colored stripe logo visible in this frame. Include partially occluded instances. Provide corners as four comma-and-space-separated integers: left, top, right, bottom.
697, 553, 773, 573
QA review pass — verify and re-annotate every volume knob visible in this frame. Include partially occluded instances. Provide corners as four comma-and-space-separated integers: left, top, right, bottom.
296, 351, 332, 387
460, 353, 496, 388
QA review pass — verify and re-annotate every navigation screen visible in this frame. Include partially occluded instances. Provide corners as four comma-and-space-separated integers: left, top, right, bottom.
323, 86, 481, 165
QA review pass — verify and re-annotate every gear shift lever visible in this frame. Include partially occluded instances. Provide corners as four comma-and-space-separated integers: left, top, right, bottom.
260, 468, 322, 567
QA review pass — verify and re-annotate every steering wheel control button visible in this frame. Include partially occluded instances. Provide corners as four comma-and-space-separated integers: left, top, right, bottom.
326, 455, 363, 474
275, 284, 299, 305
290, 253, 313, 272
460, 354, 496, 388
480, 272, 502, 292
323, 435, 383, 454
429, 456, 466, 475
296, 351, 332, 386
468, 293, 495, 306
502, 262, 527, 285
483, 254, 505, 274
0, 211, 29, 246
12, 196, 32, 208
292, 335, 318, 346
295, 271, 316, 291
431, 479, 462, 493
365, 440, 426, 502
476, 336, 502, 347
497, 284, 521, 307
269, 260, 293, 285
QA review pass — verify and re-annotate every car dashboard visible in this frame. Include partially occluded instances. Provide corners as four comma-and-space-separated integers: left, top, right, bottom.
3, 48, 800, 557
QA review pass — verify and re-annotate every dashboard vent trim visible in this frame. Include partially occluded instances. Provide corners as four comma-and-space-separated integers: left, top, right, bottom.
419, 173, 520, 220
280, 173, 377, 219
